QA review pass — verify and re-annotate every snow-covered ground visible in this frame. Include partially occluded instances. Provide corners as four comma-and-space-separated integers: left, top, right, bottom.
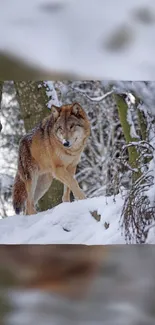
0, 191, 154, 244
0, 195, 125, 244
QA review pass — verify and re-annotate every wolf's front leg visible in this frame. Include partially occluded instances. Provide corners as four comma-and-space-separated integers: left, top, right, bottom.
55, 167, 86, 201
25, 199, 37, 215
62, 185, 71, 202
62, 166, 77, 202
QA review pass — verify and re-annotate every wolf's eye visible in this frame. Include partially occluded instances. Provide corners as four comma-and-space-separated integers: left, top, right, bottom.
70, 124, 74, 130
58, 126, 63, 132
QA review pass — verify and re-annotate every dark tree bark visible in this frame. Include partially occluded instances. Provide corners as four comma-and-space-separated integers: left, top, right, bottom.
0, 81, 3, 132
14, 81, 63, 211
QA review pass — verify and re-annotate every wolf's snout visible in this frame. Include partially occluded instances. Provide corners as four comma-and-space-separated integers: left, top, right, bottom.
63, 140, 71, 147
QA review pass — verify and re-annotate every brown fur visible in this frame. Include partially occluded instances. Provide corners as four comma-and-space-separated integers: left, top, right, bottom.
12, 103, 90, 215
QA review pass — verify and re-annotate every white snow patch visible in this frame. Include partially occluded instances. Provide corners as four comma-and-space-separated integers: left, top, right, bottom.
127, 108, 139, 139
44, 81, 60, 108
0, 195, 125, 244
0, 184, 155, 244
0, 173, 13, 192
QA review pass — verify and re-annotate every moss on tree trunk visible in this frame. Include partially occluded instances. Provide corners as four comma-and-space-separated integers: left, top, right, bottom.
0, 81, 3, 98
114, 94, 142, 181
14, 81, 63, 211
137, 109, 147, 141
0, 81, 3, 132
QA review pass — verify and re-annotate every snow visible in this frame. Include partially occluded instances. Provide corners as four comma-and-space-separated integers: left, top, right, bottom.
1, 1, 155, 79
127, 108, 140, 139
44, 81, 60, 108
0, 188, 154, 244
69, 88, 114, 103
0, 174, 13, 197
0, 194, 126, 244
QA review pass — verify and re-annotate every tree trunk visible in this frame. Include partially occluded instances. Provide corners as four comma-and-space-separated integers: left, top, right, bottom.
14, 81, 63, 211
114, 94, 142, 181
0, 81, 3, 132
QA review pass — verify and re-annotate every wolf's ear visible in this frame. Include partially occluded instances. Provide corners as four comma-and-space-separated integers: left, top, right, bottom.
51, 105, 61, 120
72, 103, 84, 118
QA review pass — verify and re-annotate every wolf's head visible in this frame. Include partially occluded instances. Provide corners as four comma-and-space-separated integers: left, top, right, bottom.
51, 103, 90, 149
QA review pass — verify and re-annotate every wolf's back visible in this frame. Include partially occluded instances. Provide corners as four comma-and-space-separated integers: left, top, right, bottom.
12, 173, 27, 214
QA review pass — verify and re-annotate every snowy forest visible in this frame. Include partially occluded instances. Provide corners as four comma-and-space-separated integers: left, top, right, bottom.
1, 80, 155, 244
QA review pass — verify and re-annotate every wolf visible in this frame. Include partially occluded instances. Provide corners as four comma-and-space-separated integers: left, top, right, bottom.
12, 102, 90, 215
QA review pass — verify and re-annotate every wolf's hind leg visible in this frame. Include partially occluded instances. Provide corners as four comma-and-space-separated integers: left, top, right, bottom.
12, 173, 27, 214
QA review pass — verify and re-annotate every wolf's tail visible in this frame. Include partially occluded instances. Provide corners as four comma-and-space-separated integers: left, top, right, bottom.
12, 173, 27, 214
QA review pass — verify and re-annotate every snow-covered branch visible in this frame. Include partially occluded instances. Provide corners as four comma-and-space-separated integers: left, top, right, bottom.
69, 86, 114, 102
44, 81, 60, 107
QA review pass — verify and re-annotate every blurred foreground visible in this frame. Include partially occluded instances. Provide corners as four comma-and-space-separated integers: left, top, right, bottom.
0, 245, 155, 324
1, 0, 155, 79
